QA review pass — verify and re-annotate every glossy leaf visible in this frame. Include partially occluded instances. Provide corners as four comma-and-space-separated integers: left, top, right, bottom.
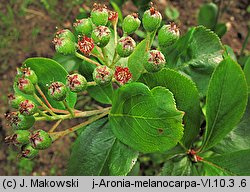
139, 69, 201, 147
202, 149, 250, 175
198, 3, 218, 30
53, 53, 81, 72
202, 56, 248, 151
87, 83, 114, 104
67, 118, 138, 176
244, 57, 250, 93
215, 23, 227, 38
109, 82, 184, 153
161, 156, 196, 176
213, 96, 250, 154
128, 40, 147, 81
21, 57, 77, 109
162, 26, 223, 96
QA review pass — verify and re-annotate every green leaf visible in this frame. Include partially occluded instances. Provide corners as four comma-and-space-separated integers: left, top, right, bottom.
78, 59, 96, 81
224, 45, 237, 61
165, 6, 179, 21
202, 56, 248, 151
128, 40, 147, 81
162, 26, 223, 96
244, 57, 250, 93
109, 82, 184, 153
67, 118, 138, 176
202, 149, 250, 175
87, 83, 114, 104
53, 53, 81, 73
22, 57, 77, 109
139, 69, 201, 147
215, 23, 227, 38
212, 97, 250, 154
198, 3, 218, 30
161, 156, 195, 176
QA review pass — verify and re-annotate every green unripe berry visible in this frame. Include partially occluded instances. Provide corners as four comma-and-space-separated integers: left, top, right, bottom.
19, 99, 37, 116
53, 37, 76, 55
30, 130, 52, 150
116, 36, 136, 57
21, 144, 39, 159
48, 81, 67, 101
144, 50, 165, 72
158, 23, 180, 48
5, 130, 30, 146
6, 112, 35, 130
16, 77, 35, 95
56, 29, 75, 42
73, 18, 93, 36
20, 67, 38, 84
91, 26, 111, 47
122, 13, 141, 34
66, 73, 87, 93
91, 4, 109, 26
8, 94, 25, 109
142, 6, 162, 32
93, 66, 113, 85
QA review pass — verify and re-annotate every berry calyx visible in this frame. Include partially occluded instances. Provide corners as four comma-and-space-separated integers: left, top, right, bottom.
56, 29, 75, 42
108, 10, 118, 25
142, 5, 162, 32
21, 144, 39, 159
30, 130, 52, 150
20, 67, 38, 84
48, 81, 67, 101
5, 112, 35, 130
122, 13, 141, 34
53, 37, 76, 55
114, 66, 132, 85
158, 23, 180, 48
93, 66, 113, 85
19, 99, 37, 116
66, 73, 87, 92
78, 36, 94, 55
8, 94, 25, 109
91, 3, 109, 26
116, 36, 136, 57
73, 18, 93, 36
91, 26, 111, 47
16, 77, 35, 95
5, 130, 30, 146
144, 50, 165, 72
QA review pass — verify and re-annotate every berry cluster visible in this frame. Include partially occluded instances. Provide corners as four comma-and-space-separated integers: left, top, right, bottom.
5, 3, 181, 160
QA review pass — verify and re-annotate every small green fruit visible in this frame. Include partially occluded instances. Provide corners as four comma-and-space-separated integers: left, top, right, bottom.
53, 37, 76, 55
142, 6, 162, 32
48, 81, 67, 101
73, 18, 93, 36
93, 66, 113, 85
20, 67, 38, 84
8, 94, 25, 109
21, 144, 39, 159
66, 73, 87, 92
91, 26, 111, 47
5, 130, 30, 146
116, 36, 136, 57
5, 112, 35, 130
158, 23, 180, 48
16, 77, 35, 95
56, 29, 75, 42
91, 3, 109, 26
30, 130, 52, 150
19, 99, 37, 116
144, 50, 165, 72
122, 13, 141, 34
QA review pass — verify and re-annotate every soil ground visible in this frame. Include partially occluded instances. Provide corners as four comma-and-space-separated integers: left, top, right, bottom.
0, 0, 249, 175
